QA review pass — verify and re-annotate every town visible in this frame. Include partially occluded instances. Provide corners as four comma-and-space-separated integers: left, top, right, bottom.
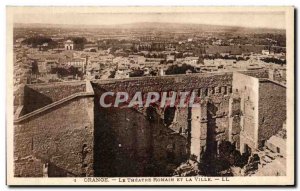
13, 22, 286, 91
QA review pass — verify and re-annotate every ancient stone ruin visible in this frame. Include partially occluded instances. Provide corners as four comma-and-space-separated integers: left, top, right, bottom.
13, 70, 286, 177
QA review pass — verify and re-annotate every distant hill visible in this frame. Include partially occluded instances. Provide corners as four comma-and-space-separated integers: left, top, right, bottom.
14, 22, 285, 34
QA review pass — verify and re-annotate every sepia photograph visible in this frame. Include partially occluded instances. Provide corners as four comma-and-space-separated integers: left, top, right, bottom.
6, 6, 294, 186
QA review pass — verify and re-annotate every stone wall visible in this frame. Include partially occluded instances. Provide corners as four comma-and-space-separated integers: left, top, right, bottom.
93, 72, 233, 94
14, 155, 44, 177
228, 94, 242, 148
258, 80, 286, 148
169, 107, 189, 136
14, 96, 94, 177
232, 73, 259, 152
93, 73, 234, 155
93, 104, 188, 176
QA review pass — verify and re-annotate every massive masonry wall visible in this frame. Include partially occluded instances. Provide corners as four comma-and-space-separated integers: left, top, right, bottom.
93, 105, 188, 176
258, 80, 286, 148
14, 96, 94, 177
203, 95, 231, 161
92, 72, 246, 175
22, 82, 86, 114
228, 93, 242, 148
93, 72, 233, 94
92, 85, 188, 176
232, 73, 259, 151
170, 107, 190, 136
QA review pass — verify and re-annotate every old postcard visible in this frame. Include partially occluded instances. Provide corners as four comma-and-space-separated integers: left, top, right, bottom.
6, 6, 294, 186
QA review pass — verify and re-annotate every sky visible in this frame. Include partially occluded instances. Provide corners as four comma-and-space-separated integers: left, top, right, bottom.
12, 8, 286, 29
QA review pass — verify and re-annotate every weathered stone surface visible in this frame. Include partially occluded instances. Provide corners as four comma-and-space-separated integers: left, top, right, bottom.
14, 156, 44, 177
94, 106, 188, 176
258, 81, 286, 148
93, 73, 233, 93
14, 96, 94, 177
231, 116, 241, 135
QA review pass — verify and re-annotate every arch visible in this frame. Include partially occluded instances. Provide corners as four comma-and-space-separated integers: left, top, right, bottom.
164, 106, 176, 126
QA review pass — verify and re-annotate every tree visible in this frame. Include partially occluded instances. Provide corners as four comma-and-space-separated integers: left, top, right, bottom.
68, 66, 83, 77
51, 67, 69, 77
165, 64, 197, 75
129, 69, 144, 77
69, 37, 87, 50
22, 36, 57, 49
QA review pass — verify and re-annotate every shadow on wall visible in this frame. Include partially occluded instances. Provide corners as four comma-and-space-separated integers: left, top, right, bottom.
93, 96, 188, 177
93, 95, 117, 176
202, 140, 250, 176
164, 106, 176, 126
23, 86, 53, 114
46, 161, 77, 177
199, 102, 250, 176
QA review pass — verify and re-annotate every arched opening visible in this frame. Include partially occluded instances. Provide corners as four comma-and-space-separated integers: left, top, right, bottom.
164, 106, 176, 126
146, 106, 156, 123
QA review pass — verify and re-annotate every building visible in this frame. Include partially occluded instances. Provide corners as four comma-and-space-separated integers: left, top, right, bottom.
66, 58, 85, 70
262, 49, 270, 55
64, 40, 74, 51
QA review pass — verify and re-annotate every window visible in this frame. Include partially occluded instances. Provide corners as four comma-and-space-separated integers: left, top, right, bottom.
224, 87, 228, 95
204, 88, 208, 96
277, 147, 280, 153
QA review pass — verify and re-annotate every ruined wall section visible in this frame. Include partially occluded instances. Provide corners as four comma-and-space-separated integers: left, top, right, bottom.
169, 107, 189, 136
92, 84, 189, 176
14, 96, 94, 177
93, 72, 233, 94
228, 93, 242, 148
258, 80, 286, 149
94, 105, 188, 176
93, 73, 234, 167
232, 73, 259, 152
190, 101, 208, 162
209, 95, 231, 142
